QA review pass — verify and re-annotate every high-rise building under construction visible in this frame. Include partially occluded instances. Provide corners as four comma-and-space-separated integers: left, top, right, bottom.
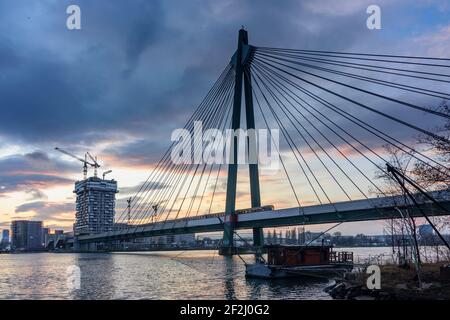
73, 177, 118, 235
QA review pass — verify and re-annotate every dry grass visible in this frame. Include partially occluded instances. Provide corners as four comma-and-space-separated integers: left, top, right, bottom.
347, 262, 450, 299
380, 262, 446, 286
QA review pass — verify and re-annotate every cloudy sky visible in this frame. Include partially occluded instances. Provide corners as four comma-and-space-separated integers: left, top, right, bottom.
0, 0, 449, 235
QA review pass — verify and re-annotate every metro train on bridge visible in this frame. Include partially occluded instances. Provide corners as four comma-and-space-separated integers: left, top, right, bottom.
148, 205, 275, 226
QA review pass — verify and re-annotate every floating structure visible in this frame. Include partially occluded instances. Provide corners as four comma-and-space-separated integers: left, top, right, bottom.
245, 245, 354, 279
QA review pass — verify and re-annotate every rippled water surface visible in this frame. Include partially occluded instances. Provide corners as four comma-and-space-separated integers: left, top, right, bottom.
0, 248, 391, 300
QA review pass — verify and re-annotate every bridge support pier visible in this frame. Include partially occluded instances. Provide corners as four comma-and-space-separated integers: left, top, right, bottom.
87, 242, 98, 252
220, 29, 246, 256
74, 240, 98, 252
253, 227, 264, 247
220, 28, 263, 256
73, 239, 80, 251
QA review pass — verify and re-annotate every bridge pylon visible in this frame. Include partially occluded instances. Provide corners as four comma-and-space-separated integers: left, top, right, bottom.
220, 29, 263, 256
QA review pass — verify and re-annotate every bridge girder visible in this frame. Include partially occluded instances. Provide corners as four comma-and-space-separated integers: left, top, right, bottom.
76, 198, 450, 244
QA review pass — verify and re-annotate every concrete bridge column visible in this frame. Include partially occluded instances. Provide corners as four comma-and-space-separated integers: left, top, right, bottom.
88, 242, 97, 252
74, 240, 97, 252
221, 28, 263, 255
253, 227, 264, 247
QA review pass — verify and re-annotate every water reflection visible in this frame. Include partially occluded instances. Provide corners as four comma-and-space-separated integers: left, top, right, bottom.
0, 251, 334, 299
72, 254, 116, 299
223, 257, 237, 299
246, 277, 331, 300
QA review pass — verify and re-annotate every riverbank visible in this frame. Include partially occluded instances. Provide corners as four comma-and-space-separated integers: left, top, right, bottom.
326, 263, 450, 300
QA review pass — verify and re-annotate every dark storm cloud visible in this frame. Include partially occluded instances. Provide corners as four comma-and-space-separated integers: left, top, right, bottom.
0, 151, 76, 195
15, 201, 74, 215
0, 0, 376, 144
0, 151, 78, 172
103, 138, 167, 167
13, 201, 75, 225
0, 0, 173, 144
0, 0, 446, 168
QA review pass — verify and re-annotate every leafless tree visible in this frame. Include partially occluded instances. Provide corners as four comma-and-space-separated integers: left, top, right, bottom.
376, 144, 420, 266
377, 101, 450, 264
413, 101, 450, 262
413, 101, 450, 188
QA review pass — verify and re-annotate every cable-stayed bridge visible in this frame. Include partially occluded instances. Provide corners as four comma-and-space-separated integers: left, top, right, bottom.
78, 191, 450, 242
76, 29, 450, 253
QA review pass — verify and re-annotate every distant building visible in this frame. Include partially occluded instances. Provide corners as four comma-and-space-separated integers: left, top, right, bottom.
419, 224, 434, 236
1, 229, 9, 242
113, 223, 129, 230
1, 229, 10, 249
74, 177, 118, 235
173, 233, 195, 245
42, 228, 50, 246
137, 234, 196, 246
11, 220, 43, 251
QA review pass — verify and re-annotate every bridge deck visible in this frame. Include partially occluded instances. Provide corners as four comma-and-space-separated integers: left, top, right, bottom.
77, 190, 450, 243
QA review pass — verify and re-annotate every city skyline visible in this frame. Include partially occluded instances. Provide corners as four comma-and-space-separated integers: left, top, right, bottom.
1, 0, 450, 235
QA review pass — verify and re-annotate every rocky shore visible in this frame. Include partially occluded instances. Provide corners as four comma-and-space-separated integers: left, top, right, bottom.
325, 281, 393, 300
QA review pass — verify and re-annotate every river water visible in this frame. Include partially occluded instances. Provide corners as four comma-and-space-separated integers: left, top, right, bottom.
0, 247, 394, 299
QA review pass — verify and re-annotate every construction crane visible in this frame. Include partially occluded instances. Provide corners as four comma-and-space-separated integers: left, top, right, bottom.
54, 147, 99, 180
102, 170, 112, 180
86, 152, 101, 178
150, 203, 159, 223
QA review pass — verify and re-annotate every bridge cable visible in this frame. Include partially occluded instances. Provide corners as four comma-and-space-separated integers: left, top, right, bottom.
251, 57, 443, 245
252, 61, 388, 197
254, 54, 450, 120
246, 67, 304, 212
248, 68, 328, 204
252, 64, 398, 226
255, 51, 450, 100
163, 74, 234, 224
252, 60, 390, 186
181, 78, 235, 222
137, 69, 235, 231
190, 82, 235, 220
257, 47, 450, 68
135, 69, 235, 226
256, 47, 450, 61
120, 65, 234, 230
251, 62, 405, 229
115, 64, 233, 226
145, 70, 235, 232
256, 49, 450, 84
251, 59, 450, 179
252, 65, 354, 201
252, 55, 450, 148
